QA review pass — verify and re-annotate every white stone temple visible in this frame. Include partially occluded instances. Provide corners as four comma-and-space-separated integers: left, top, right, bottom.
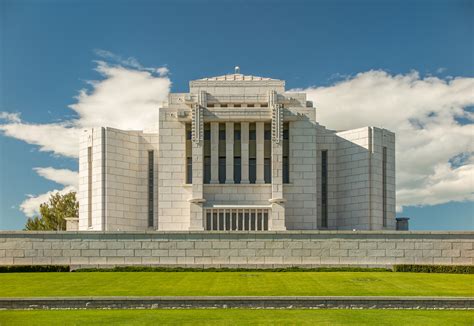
78, 71, 396, 232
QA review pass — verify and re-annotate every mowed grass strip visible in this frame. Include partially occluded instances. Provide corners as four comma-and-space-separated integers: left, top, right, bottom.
0, 272, 472, 297
0, 309, 473, 326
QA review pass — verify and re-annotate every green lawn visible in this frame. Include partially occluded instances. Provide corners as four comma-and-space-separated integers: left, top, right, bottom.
0, 309, 473, 325
0, 272, 472, 297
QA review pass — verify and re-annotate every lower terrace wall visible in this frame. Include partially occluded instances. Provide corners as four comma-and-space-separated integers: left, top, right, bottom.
0, 231, 472, 268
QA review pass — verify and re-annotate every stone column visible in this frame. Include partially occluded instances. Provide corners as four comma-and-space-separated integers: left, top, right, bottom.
256, 121, 265, 184
241, 122, 250, 184
189, 92, 206, 230
269, 91, 286, 230
210, 122, 219, 184
225, 122, 234, 184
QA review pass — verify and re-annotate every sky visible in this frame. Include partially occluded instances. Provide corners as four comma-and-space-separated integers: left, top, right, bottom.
0, 0, 473, 230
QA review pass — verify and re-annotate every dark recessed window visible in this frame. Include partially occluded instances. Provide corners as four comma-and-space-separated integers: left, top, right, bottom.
261, 103, 268, 107
234, 157, 241, 184
234, 130, 241, 141
249, 158, 256, 184
219, 157, 226, 184
264, 158, 271, 184
204, 130, 211, 140
234, 104, 241, 107
249, 130, 256, 141
283, 122, 290, 184
321, 150, 328, 228
221, 104, 228, 108
383, 146, 387, 227
148, 150, 154, 227
208, 104, 214, 108
283, 157, 289, 184
247, 104, 254, 108
264, 130, 271, 140
204, 156, 211, 184
186, 157, 192, 184
219, 130, 226, 140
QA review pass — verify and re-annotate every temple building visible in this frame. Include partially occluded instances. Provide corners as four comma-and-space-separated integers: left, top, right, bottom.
78, 71, 396, 231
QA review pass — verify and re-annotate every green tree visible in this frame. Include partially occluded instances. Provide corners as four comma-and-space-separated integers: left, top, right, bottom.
24, 191, 79, 231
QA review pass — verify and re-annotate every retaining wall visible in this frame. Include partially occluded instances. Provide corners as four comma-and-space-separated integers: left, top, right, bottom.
0, 231, 472, 268
1, 296, 472, 310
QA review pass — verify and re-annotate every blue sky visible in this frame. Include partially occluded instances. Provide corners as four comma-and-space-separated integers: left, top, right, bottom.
1, 0, 473, 230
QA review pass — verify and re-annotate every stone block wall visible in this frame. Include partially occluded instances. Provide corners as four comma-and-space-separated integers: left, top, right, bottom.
284, 116, 318, 230
79, 128, 159, 231
204, 185, 272, 205
158, 108, 191, 230
0, 231, 471, 268
78, 128, 105, 230
335, 127, 396, 230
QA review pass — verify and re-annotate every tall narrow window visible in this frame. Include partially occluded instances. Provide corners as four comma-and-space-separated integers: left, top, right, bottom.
264, 123, 271, 183
203, 123, 211, 184
218, 123, 226, 184
321, 150, 328, 228
283, 123, 290, 183
219, 157, 226, 184
234, 123, 241, 184
249, 158, 256, 183
382, 146, 387, 227
249, 123, 256, 183
87, 146, 92, 228
148, 150, 154, 228
185, 124, 192, 184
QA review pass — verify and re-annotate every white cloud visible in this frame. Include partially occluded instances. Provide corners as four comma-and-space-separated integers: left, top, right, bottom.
3, 59, 474, 219
299, 70, 474, 210
0, 57, 170, 158
19, 167, 79, 217
33, 167, 78, 188
70, 61, 170, 130
0, 52, 170, 219
20, 186, 76, 218
0, 112, 21, 123
0, 121, 80, 158
94, 49, 169, 76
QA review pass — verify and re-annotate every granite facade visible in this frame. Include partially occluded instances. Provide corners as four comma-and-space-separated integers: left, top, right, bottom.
78, 73, 396, 231
1, 232, 472, 268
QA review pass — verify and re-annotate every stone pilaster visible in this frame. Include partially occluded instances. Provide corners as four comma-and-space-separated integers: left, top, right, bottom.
240, 122, 250, 184
256, 122, 265, 184
189, 91, 206, 230
210, 122, 219, 184
225, 122, 234, 184
269, 90, 286, 230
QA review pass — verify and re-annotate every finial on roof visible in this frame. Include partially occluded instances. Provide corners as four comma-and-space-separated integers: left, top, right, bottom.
234, 66, 240, 74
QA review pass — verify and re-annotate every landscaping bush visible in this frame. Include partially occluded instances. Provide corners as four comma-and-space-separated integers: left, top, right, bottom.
393, 264, 473, 274
74, 266, 391, 273
0, 265, 70, 273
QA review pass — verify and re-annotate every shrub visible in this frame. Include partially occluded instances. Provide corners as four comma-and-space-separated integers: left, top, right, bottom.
393, 264, 473, 274
0, 265, 70, 273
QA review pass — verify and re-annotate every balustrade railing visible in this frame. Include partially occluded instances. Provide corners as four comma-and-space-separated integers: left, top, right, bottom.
204, 207, 270, 231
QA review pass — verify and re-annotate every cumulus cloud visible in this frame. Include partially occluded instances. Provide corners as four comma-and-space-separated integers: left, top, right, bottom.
33, 167, 78, 189
299, 70, 474, 210
0, 121, 80, 158
70, 60, 170, 130
20, 186, 76, 218
20, 167, 78, 217
0, 112, 21, 123
0, 52, 170, 218
0, 55, 170, 158
2, 59, 473, 218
